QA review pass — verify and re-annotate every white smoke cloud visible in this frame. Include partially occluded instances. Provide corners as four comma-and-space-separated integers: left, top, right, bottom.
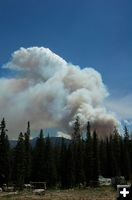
57, 131, 71, 140
0, 47, 118, 138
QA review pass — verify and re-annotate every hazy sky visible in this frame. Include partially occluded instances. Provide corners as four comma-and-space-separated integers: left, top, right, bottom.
0, 0, 132, 131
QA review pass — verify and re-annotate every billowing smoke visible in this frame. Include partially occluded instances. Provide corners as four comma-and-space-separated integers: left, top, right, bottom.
0, 47, 118, 138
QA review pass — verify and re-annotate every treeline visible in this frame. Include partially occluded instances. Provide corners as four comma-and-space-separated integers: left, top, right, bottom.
0, 117, 132, 190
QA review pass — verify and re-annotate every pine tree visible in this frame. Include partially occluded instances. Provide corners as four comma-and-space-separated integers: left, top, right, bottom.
60, 138, 68, 188
45, 136, 57, 187
112, 127, 121, 176
24, 121, 31, 183
74, 139, 85, 186
13, 132, 25, 190
91, 130, 99, 186
0, 118, 10, 186
120, 135, 125, 177
66, 143, 75, 188
123, 126, 131, 180
106, 136, 114, 177
54, 144, 61, 187
84, 121, 93, 186
99, 139, 107, 177
31, 129, 45, 182
72, 116, 81, 141
86, 121, 91, 139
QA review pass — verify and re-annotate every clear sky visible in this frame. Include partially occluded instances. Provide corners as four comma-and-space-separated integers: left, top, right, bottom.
0, 0, 132, 123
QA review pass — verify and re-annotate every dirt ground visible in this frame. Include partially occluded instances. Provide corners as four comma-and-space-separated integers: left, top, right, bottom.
0, 187, 116, 200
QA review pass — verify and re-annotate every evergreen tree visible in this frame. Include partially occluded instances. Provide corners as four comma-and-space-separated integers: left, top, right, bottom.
60, 138, 68, 188
74, 139, 85, 186
71, 117, 85, 186
72, 116, 81, 141
31, 129, 45, 181
13, 132, 25, 190
99, 139, 107, 177
105, 136, 114, 177
24, 121, 31, 183
45, 136, 57, 187
0, 118, 10, 186
66, 143, 75, 188
120, 135, 125, 177
86, 121, 91, 139
84, 121, 93, 186
91, 130, 99, 186
112, 127, 121, 176
54, 144, 61, 187
123, 126, 131, 180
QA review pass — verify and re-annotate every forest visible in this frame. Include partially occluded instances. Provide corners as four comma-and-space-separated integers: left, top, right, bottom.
0, 117, 132, 190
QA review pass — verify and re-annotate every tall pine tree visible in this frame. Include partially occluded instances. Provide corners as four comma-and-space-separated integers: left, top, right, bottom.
60, 138, 68, 188
91, 130, 99, 186
72, 116, 81, 141
24, 121, 31, 183
84, 121, 93, 186
66, 143, 75, 188
31, 129, 45, 182
112, 127, 121, 176
0, 118, 10, 186
123, 126, 131, 180
13, 132, 25, 190
45, 136, 57, 187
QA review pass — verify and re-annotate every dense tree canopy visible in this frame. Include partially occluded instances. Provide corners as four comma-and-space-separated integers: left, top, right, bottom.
0, 118, 132, 190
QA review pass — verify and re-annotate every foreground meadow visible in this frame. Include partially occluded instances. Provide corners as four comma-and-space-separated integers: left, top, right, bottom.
0, 187, 116, 200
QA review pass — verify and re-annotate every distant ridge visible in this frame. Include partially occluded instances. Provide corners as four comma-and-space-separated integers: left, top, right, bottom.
9, 136, 71, 148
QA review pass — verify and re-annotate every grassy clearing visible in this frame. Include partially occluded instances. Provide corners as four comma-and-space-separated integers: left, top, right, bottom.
0, 186, 116, 200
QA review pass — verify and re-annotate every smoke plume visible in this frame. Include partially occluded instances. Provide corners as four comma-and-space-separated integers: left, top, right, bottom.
0, 47, 118, 138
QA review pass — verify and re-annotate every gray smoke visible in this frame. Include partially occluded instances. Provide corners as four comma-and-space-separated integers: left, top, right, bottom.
0, 47, 118, 138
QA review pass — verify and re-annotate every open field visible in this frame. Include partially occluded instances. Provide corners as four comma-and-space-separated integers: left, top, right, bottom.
0, 187, 116, 200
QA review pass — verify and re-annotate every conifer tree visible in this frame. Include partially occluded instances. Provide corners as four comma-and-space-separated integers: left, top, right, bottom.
84, 121, 93, 186
45, 136, 57, 187
31, 129, 45, 181
112, 127, 121, 176
24, 121, 31, 183
13, 132, 25, 190
66, 143, 75, 188
74, 138, 85, 186
60, 138, 68, 188
92, 130, 99, 186
123, 126, 131, 180
106, 136, 114, 177
86, 121, 91, 139
0, 118, 10, 185
99, 139, 107, 177
72, 116, 81, 141
54, 144, 61, 186
120, 135, 125, 176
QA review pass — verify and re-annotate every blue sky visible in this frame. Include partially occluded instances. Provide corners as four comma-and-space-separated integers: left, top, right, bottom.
0, 0, 132, 123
